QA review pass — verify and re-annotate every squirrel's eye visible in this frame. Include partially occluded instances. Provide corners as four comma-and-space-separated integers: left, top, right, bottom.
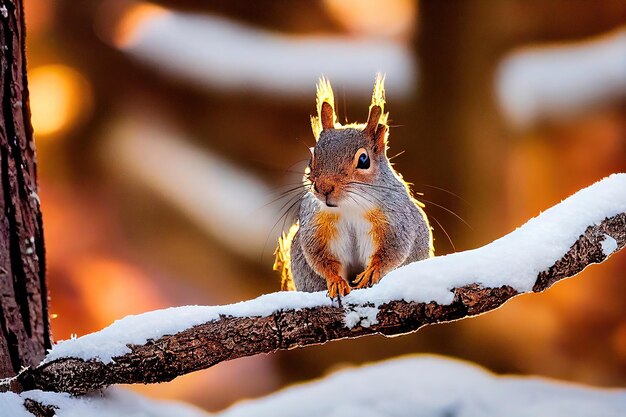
356, 152, 370, 169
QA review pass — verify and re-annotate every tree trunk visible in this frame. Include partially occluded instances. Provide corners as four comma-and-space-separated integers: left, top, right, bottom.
0, 0, 50, 381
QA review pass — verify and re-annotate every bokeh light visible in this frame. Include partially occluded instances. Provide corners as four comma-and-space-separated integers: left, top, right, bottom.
112, 2, 167, 48
29, 64, 93, 139
324, 0, 416, 39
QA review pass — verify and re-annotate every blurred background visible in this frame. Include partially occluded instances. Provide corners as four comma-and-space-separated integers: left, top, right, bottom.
23, 0, 626, 412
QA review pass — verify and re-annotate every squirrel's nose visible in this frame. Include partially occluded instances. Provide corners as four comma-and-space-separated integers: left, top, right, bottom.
314, 181, 334, 196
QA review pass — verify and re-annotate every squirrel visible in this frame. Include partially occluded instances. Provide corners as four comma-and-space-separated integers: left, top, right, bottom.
274, 75, 434, 298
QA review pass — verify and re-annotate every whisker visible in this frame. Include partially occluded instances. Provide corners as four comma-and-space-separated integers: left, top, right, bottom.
346, 193, 360, 207
281, 197, 302, 235
347, 182, 467, 227
427, 211, 456, 252
347, 181, 403, 193
262, 191, 305, 259
349, 185, 391, 207
270, 180, 311, 190
267, 183, 311, 198
388, 150, 406, 161
250, 163, 308, 177
345, 188, 392, 212
282, 158, 311, 175
275, 190, 306, 218
419, 198, 472, 230
417, 183, 472, 207
261, 191, 305, 210
268, 181, 310, 191
274, 168, 310, 176
296, 136, 313, 151
259, 188, 307, 210
345, 189, 368, 208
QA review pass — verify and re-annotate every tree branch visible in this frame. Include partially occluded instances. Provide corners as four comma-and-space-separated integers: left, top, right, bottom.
17, 209, 625, 395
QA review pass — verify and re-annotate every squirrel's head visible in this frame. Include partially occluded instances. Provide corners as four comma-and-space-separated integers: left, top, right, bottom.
307, 75, 390, 208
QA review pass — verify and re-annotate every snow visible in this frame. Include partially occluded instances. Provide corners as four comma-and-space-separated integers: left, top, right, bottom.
1, 387, 207, 417
360, 173, 626, 306
44, 174, 625, 364
0, 392, 32, 417
217, 355, 626, 417
44, 291, 331, 364
496, 29, 626, 128
344, 306, 379, 329
602, 234, 618, 257
7, 355, 626, 417
5, 356, 626, 416
120, 11, 414, 98
5, 357, 626, 416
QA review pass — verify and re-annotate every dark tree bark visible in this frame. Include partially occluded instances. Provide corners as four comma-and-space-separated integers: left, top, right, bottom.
0, 0, 50, 381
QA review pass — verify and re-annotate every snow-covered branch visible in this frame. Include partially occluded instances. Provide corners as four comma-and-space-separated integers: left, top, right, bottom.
19, 175, 626, 395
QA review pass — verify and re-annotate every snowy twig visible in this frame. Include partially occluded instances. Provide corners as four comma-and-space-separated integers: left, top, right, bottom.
18, 203, 625, 394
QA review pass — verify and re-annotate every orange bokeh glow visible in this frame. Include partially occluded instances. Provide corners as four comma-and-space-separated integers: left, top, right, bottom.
29, 64, 92, 138
114, 2, 168, 48
324, 0, 416, 39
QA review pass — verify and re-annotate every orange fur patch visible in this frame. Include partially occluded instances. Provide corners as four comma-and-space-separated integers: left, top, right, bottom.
365, 208, 388, 251
311, 211, 349, 295
314, 211, 339, 247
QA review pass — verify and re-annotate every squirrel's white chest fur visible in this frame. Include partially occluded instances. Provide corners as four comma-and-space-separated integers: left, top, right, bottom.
326, 206, 375, 280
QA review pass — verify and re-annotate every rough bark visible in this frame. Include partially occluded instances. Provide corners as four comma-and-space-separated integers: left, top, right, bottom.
19, 212, 626, 395
23, 399, 56, 417
0, 0, 50, 381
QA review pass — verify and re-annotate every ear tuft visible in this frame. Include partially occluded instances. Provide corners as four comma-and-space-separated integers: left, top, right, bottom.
367, 73, 389, 152
364, 105, 382, 136
370, 73, 388, 126
373, 124, 388, 154
311, 76, 336, 140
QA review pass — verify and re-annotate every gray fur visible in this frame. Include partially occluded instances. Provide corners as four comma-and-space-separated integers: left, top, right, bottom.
290, 229, 327, 292
289, 126, 433, 291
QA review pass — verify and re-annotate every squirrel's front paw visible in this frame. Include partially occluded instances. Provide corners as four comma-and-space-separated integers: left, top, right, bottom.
355, 261, 382, 289
326, 274, 351, 298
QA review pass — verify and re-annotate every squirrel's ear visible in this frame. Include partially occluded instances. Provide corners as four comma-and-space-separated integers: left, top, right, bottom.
365, 74, 389, 152
373, 124, 388, 154
312, 77, 336, 139
364, 105, 382, 136
320, 101, 335, 130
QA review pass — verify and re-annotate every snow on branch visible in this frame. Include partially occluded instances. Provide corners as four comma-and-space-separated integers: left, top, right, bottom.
18, 174, 626, 395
